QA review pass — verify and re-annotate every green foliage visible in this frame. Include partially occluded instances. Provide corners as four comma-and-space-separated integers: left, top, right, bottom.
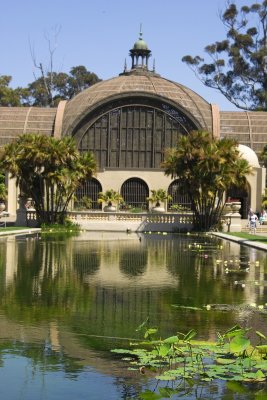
0, 133, 97, 224
0, 65, 101, 108
182, 1, 267, 110
0, 172, 7, 201
162, 130, 251, 231
112, 321, 267, 398
27, 66, 101, 107
147, 189, 172, 207
41, 219, 80, 233
97, 189, 123, 207
0, 75, 26, 106
74, 196, 93, 210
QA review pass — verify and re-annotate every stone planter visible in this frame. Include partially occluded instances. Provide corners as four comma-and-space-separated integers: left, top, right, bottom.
104, 205, 117, 212
231, 202, 241, 214
223, 202, 232, 214
151, 206, 165, 213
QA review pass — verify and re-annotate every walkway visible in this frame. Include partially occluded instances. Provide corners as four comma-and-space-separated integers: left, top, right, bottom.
212, 232, 267, 252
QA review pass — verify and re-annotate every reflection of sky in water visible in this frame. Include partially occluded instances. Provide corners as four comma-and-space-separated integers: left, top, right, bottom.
0, 352, 125, 400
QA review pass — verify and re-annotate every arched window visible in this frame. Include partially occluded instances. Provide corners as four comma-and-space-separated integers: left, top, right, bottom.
75, 178, 102, 210
167, 180, 191, 211
78, 98, 198, 169
121, 178, 149, 210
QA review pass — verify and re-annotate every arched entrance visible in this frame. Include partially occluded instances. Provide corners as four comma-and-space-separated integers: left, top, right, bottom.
167, 180, 191, 211
75, 178, 102, 210
226, 185, 250, 219
121, 178, 149, 210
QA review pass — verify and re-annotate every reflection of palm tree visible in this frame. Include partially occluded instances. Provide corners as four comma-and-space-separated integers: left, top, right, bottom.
2, 237, 94, 322
119, 249, 147, 277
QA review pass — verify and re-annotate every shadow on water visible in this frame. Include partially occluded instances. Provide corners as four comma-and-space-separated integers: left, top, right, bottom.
0, 231, 266, 399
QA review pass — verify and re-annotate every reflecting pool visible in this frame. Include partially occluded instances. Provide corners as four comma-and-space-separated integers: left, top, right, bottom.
0, 231, 267, 399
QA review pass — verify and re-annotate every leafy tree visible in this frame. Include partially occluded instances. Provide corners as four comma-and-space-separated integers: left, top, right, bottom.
260, 142, 267, 167
0, 133, 97, 224
161, 131, 251, 231
0, 172, 7, 201
67, 66, 100, 98
27, 67, 101, 107
182, 1, 267, 110
0, 75, 28, 106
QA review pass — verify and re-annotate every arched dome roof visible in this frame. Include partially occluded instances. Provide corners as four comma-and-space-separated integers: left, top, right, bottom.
238, 144, 260, 168
133, 38, 148, 50
62, 73, 213, 136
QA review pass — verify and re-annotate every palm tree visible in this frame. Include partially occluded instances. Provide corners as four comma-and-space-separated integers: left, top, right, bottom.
97, 189, 123, 210
162, 130, 251, 231
147, 189, 172, 209
0, 172, 7, 202
0, 133, 97, 224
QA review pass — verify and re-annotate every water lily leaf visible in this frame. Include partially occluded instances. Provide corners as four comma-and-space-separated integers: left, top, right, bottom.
226, 381, 249, 393
230, 335, 250, 354
256, 345, 267, 354
255, 370, 266, 381
216, 357, 236, 365
158, 343, 171, 357
139, 390, 162, 400
111, 348, 134, 355
253, 361, 267, 370
158, 387, 179, 397
144, 328, 158, 339
163, 335, 179, 344
224, 325, 245, 338
171, 304, 202, 311
156, 374, 176, 381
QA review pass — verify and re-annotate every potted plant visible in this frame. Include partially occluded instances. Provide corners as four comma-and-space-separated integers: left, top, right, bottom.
147, 189, 172, 213
97, 189, 123, 212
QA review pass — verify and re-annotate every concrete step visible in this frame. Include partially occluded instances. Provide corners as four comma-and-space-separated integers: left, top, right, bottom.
242, 227, 267, 233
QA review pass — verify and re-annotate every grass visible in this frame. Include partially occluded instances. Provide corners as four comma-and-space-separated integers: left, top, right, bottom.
0, 226, 35, 232
225, 231, 267, 243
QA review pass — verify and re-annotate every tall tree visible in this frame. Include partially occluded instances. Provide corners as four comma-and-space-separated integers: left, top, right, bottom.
161, 131, 251, 231
0, 75, 29, 106
28, 27, 101, 106
182, 1, 267, 110
0, 134, 97, 224
27, 68, 101, 107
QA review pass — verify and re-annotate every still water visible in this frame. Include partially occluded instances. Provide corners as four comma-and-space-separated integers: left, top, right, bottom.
0, 231, 266, 399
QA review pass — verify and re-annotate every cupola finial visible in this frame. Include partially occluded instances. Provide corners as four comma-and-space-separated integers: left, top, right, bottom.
139, 23, 143, 39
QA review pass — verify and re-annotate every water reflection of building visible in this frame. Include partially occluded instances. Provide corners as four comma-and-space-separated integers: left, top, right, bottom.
1, 233, 267, 344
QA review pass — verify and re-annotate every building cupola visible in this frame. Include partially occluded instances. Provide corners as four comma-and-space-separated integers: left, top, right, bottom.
129, 26, 151, 70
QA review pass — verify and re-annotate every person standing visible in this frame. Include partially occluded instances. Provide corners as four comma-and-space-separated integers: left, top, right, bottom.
249, 212, 258, 234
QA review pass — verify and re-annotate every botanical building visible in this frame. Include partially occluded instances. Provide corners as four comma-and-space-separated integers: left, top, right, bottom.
0, 33, 266, 218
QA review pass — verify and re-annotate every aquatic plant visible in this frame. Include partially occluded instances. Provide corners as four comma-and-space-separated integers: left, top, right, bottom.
112, 320, 267, 399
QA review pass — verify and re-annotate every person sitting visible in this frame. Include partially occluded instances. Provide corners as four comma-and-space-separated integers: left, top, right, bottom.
260, 212, 265, 225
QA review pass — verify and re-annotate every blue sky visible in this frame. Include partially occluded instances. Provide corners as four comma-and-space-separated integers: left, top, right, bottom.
1, 0, 252, 110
